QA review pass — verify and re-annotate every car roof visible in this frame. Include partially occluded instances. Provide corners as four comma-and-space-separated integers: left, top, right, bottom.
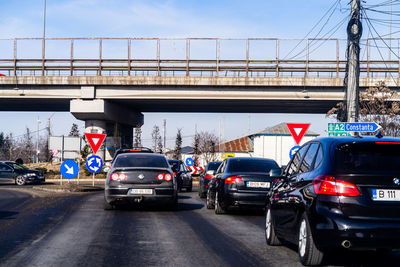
310, 136, 400, 145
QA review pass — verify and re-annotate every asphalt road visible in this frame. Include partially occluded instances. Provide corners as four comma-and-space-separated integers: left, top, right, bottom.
1, 187, 400, 267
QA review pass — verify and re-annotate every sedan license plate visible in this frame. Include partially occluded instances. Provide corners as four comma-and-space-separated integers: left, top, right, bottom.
130, 188, 153, 195
372, 189, 400, 201
247, 181, 270, 188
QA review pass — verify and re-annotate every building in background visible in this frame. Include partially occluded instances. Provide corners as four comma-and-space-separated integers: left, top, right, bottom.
215, 123, 319, 166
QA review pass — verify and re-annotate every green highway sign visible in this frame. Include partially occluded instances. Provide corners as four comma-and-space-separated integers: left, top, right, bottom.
328, 123, 345, 132
328, 132, 352, 137
328, 122, 381, 132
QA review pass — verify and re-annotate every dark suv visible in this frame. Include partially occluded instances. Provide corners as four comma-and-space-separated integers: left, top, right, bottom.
265, 137, 400, 266
0, 161, 45, 185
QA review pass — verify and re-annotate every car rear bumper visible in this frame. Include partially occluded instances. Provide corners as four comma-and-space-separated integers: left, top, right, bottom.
224, 190, 268, 207
105, 186, 176, 204
312, 206, 400, 249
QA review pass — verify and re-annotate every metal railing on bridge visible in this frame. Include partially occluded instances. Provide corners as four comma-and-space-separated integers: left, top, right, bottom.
0, 37, 398, 79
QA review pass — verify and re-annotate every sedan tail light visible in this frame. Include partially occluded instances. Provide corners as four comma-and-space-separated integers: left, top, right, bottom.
225, 176, 243, 184
313, 175, 360, 197
204, 174, 213, 179
157, 173, 173, 181
110, 172, 127, 181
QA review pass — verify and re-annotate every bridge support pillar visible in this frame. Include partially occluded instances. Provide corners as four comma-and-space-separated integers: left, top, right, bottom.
71, 99, 143, 160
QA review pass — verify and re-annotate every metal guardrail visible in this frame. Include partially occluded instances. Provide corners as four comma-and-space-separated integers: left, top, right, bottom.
0, 37, 398, 78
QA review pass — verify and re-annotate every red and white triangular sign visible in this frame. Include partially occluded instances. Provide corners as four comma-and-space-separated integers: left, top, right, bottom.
84, 133, 107, 154
286, 123, 310, 145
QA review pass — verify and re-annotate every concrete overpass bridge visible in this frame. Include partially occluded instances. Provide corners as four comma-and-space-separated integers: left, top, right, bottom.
0, 37, 399, 148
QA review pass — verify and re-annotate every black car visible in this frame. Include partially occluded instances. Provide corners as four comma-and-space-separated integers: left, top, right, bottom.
0, 161, 45, 185
198, 161, 222, 198
168, 160, 192, 192
206, 157, 279, 214
265, 137, 400, 266
104, 153, 177, 210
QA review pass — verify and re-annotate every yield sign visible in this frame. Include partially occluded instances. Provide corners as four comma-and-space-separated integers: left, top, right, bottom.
84, 133, 107, 154
286, 123, 310, 145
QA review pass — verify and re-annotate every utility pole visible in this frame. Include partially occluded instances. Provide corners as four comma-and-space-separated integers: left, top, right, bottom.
37, 117, 41, 162
163, 119, 166, 149
345, 0, 362, 123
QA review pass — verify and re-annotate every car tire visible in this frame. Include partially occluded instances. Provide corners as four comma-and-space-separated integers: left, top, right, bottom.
15, 175, 26, 186
214, 191, 226, 214
206, 189, 214, 209
298, 213, 324, 266
265, 206, 282, 246
104, 198, 114, 210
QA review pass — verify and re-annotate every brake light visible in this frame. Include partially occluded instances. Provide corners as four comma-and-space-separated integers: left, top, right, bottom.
173, 172, 177, 177
157, 173, 173, 181
313, 175, 360, 197
110, 172, 127, 181
225, 176, 243, 184
204, 174, 213, 179
375, 141, 400, 145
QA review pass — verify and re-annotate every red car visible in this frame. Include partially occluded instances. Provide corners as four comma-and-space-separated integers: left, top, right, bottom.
0, 74, 5, 76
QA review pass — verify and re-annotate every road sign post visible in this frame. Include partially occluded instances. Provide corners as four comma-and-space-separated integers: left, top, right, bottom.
60, 160, 79, 185
86, 155, 103, 187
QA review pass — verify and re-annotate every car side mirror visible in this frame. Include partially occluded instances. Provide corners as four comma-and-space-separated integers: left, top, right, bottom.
269, 168, 284, 178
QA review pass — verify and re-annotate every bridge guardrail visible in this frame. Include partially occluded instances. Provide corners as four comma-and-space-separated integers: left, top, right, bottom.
0, 37, 398, 79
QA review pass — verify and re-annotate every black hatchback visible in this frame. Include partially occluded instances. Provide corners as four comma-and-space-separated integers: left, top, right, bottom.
265, 137, 400, 266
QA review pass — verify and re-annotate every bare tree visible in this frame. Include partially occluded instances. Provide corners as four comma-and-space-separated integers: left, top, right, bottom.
192, 133, 201, 166
151, 125, 162, 152
327, 82, 400, 136
173, 129, 183, 160
133, 126, 142, 147
69, 123, 80, 137
198, 131, 219, 164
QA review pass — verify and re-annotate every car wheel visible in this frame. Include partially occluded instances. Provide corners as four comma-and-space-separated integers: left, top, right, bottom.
104, 197, 114, 210
298, 213, 324, 266
15, 176, 26, 186
206, 189, 214, 209
214, 192, 226, 214
265, 206, 281, 246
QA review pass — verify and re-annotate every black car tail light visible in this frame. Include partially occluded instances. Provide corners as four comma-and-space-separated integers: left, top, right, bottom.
157, 173, 172, 181
225, 176, 243, 184
204, 174, 213, 179
110, 172, 127, 181
313, 175, 360, 197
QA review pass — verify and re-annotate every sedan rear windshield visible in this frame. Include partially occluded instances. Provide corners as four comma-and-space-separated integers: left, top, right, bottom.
227, 159, 279, 173
114, 154, 169, 168
335, 142, 400, 173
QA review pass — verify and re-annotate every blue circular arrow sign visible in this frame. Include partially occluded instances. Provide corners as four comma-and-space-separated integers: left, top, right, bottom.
185, 157, 194, 167
60, 160, 79, 179
289, 146, 301, 159
86, 155, 103, 173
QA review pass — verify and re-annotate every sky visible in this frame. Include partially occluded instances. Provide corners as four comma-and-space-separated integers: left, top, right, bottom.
0, 0, 395, 148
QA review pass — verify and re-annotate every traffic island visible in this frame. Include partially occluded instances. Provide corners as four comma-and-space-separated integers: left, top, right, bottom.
33, 183, 104, 193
